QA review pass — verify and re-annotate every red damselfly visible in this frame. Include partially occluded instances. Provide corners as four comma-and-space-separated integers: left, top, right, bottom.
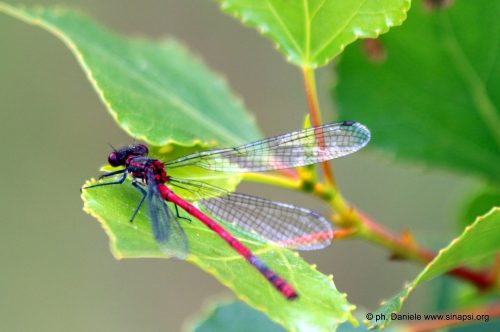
84, 121, 370, 299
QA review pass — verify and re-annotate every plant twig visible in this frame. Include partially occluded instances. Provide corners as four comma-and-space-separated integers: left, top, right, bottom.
357, 210, 493, 289
243, 172, 301, 190
489, 253, 500, 282
302, 66, 336, 187
332, 228, 357, 239
243, 172, 497, 289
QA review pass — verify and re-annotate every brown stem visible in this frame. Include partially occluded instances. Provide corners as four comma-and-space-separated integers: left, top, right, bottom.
358, 210, 494, 289
405, 303, 500, 332
314, 181, 494, 288
332, 228, 357, 239
489, 253, 500, 282
302, 67, 336, 187
244, 171, 497, 289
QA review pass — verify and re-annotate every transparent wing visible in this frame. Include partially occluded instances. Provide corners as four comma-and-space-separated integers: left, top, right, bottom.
147, 169, 188, 259
169, 178, 332, 251
165, 121, 370, 172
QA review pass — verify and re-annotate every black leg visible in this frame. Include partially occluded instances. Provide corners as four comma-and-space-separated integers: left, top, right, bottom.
130, 181, 147, 223
174, 204, 192, 223
98, 169, 126, 180
83, 171, 127, 190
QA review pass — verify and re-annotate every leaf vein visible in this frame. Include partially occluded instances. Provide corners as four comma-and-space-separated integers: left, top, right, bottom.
311, 0, 368, 60
266, 0, 303, 59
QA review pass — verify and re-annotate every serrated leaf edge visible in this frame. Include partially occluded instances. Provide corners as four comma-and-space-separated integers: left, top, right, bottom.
217, 0, 411, 68
81, 177, 355, 332
0, 2, 261, 147
367, 207, 500, 329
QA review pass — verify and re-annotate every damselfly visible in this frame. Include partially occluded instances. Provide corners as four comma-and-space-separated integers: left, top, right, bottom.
84, 121, 370, 299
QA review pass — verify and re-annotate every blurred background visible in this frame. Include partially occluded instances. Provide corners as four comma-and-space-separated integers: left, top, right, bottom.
0, 1, 479, 331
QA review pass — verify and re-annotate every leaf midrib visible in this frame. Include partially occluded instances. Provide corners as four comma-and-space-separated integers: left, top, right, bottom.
1, 4, 246, 146
310, 0, 368, 61
266, 0, 303, 59
74, 37, 245, 145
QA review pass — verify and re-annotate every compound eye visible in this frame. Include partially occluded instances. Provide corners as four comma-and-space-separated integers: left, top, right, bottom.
108, 152, 122, 166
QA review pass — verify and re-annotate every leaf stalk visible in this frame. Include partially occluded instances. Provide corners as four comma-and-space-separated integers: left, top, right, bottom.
302, 66, 336, 187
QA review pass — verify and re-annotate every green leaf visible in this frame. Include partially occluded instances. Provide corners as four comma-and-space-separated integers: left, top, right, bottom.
81, 179, 355, 332
192, 301, 286, 332
335, 0, 500, 183
460, 187, 500, 229
190, 300, 405, 332
217, 0, 410, 68
0, 3, 261, 147
368, 208, 500, 329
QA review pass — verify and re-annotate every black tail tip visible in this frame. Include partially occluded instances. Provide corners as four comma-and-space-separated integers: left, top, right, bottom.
341, 121, 356, 126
